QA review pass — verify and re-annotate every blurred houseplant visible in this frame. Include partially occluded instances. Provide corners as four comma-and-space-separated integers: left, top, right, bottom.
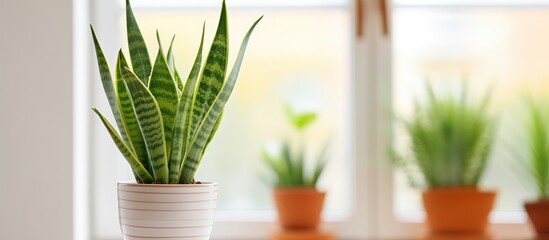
90, 0, 261, 238
520, 100, 549, 236
392, 85, 496, 233
262, 106, 329, 229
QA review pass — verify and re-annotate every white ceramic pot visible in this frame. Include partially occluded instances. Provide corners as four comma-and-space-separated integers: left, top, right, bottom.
117, 182, 218, 240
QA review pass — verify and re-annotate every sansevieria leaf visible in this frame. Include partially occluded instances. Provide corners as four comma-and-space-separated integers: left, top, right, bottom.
168, 25, 206, 183
181, 16, 263, 183
115, 50, 151, 173
184, 23, 206, 149
90, 26, 129, 146
166, 35, 185, 92
126, 0, 151, 85
122, 67, 168, 183
150, 32, 179, 157
166, 35, 176, 75
91, 0, 262, 184
174, 66, 184, 93
92, 108, 154, 183
198, 112, 223, 166
206, 111, 223, 147
188, 3, 229, 144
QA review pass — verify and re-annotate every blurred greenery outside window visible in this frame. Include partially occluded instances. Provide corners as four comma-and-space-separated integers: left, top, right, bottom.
393, 0, 549, 222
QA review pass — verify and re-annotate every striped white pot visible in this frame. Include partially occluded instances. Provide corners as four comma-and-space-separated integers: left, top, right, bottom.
117, 182, 218, 240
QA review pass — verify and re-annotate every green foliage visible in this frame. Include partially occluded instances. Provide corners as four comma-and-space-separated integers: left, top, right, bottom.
284, 104, 317, 131
90, 0, 262, 184
394, 85, 495, 188
262, 106, 329, 187
523, 100, 549, 199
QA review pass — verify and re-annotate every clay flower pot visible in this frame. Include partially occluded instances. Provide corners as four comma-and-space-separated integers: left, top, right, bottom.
423, 187, 496, 233
525, 199, 549, 236
117, 182, 218, 240
274, 187, 326, 229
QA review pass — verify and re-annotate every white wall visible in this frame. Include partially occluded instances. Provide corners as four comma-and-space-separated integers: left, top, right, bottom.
0, 0, 73, 239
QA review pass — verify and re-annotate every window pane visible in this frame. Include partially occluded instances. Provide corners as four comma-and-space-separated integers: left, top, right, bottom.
131, 0, 350, 8
393, 0, 549, 7
114, 9, 354, 215
392, 7, 549, 220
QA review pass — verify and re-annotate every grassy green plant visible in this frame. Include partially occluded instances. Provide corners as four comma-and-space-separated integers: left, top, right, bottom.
523, 100, 549, 199
262, 106, 329, 187
393, 85, 494, 188
90, 0, 262, 184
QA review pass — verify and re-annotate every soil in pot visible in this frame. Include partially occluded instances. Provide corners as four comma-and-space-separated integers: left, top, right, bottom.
274, 187, 326, 229
423, 187, 496, 233
525, 199, 549, 236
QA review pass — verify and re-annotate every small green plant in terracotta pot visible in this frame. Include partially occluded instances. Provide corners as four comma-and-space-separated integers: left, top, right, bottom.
90, 0, 261, 239
392, 85, 497, 233
262, 105, 329, 230
519, 100, 549, 236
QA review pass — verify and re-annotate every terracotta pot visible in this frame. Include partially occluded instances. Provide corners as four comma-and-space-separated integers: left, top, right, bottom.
423, 187, 496, 233
274, 187, 326, 229
117, 182, 218, 240
525, 199, 549, 236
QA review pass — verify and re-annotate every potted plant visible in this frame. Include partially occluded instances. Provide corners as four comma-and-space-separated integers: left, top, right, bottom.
90, 0, 261, 239
392, 85, 496, 233
262, 106, 329, 230
520, 100, 549, 236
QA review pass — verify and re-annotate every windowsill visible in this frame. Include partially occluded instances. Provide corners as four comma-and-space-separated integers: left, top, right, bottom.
214, 209, 352, 223
396, 210, 528, 224
95, 219, 535, 240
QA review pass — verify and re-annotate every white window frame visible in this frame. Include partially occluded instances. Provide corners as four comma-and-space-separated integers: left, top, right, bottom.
73, 0, 536, 239
75, 0, 376, 239
376, 0, 535, 239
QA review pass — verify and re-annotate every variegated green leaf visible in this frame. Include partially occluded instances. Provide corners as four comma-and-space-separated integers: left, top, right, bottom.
166, 35, 184, 92
149, 31, 179, 157
174, 66, 184, 93
155, 30, 165, 52
92, 107, 154, 183
188, 4, 229, 145
122, 67, 168, 183
205, 111, 223, 148
166, 35, 176, 74
126, 0, 151, 85
184, 23, 206, 149
180, 15, 263, 183
190, 112, 224, 170
156, 32, 182, 95
168, 25, 205, 183
115, 50, 151, 173
90, 26, 130, 146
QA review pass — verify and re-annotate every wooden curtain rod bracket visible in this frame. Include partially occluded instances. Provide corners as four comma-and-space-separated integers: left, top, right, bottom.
380, 0, 389, 36
356, 0, 364, 38
356, 0, 389, 38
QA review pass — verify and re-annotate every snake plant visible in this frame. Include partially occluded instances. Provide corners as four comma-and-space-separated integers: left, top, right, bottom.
90, 0, 262, 184
262, 106, 329, 187
393, 85, 495, 188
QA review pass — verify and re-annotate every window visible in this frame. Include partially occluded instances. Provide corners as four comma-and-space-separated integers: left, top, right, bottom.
389, 0, 549, 237
133, 4, 352, 215
76, 0, 542, 239
86, 0, 361, 239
